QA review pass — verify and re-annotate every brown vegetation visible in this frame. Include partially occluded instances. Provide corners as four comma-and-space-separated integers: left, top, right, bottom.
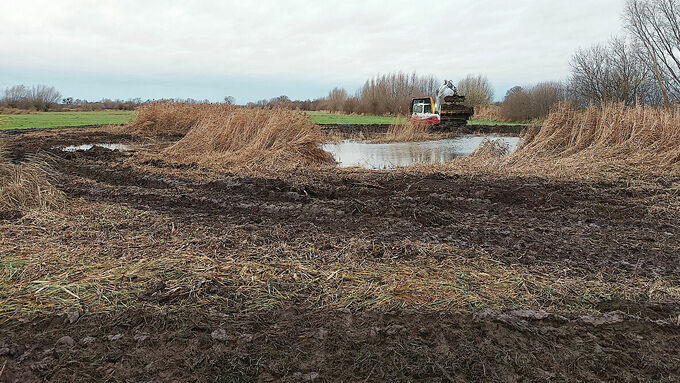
0, 107, 35, 115
0, 141, 62, 212
508, 102, 680, 173
382, 119, 436, 142
469, 138, 511, 159
501, 82, 565, 122
472, 104, 504, 121
127, 101, 237, 136
165, 107, 333, 169
1, 84, 62, 111
1, 116, 679, 381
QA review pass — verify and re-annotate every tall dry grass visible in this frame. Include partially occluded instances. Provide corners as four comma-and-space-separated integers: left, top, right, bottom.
0, 140, 63, 212
472, 104, 504, 121
128, 101, 237, 136
508, 102, 680, 174
382, 119, 436, 143
165, 108, 333, 169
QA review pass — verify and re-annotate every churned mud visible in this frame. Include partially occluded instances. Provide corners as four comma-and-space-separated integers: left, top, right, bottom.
1, 127, 679, 382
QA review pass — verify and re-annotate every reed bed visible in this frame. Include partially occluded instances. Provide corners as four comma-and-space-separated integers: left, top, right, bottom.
469, 138, 510, 158
473, 104, 504, 121
506, 103, 680, 174
382, 119, 437, 143
0, 141, 63, 211
127, 101, 237, 136
165, 108, 334, 169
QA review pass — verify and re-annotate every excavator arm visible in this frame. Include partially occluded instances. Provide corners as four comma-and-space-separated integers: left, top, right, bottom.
434, 80, 457, 114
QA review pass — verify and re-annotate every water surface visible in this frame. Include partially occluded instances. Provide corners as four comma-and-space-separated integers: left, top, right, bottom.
322, 136, 520, 169
61, 143, 130, 152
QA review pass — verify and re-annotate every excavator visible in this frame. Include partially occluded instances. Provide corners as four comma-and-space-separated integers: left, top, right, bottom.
409, 80, 474, 131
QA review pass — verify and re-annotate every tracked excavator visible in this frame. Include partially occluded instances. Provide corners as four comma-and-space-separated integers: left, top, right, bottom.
409, 80, 474, 131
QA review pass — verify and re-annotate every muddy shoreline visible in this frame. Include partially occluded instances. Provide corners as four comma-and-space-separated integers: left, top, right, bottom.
1, 127, 679, 382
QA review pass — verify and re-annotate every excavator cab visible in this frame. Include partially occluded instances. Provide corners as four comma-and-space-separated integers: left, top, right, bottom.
410, 97, 439, 125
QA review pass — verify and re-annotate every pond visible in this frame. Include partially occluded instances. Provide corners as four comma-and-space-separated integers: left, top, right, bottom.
321, 136, 520, 169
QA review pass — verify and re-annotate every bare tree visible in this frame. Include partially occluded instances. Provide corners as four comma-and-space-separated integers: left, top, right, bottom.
31, 85, 62, 111
223, 96, 235, 105
327, 87, 348, 112
2, 84, 62, 110
457, 74, 494, 107
531, 82, 566, 117
354, 72, 440, 115
569, 38, 655, 106
625, 0, 680, 104
2, 85, 31, 109
501, 86, 532, 121
500, 83, 566, 121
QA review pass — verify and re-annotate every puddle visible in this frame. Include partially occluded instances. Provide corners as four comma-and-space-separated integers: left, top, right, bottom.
60, 143, 131, 152
322, 136, 520, 169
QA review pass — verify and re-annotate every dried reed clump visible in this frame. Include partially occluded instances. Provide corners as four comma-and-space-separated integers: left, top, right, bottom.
382, 119, 435, 143
473, 104, 504, 121
127, 101, 236, 136
469, 138, 510, 159
0, 142, 63, 212
165, 108, 334, 169
509, 102, 680, 172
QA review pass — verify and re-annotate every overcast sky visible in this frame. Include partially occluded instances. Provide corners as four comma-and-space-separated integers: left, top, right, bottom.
0, 0, 626, 103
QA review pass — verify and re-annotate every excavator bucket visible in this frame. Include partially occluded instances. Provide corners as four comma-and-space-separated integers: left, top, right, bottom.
437, 95, 474, 131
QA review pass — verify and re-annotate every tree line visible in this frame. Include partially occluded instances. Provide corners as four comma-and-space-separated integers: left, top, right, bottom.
500, 0, 680, 121
297, 0, 680, 121
5, 0, 677, 120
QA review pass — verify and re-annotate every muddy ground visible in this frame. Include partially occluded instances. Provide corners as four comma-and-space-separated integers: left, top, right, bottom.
1, 127, 679, 382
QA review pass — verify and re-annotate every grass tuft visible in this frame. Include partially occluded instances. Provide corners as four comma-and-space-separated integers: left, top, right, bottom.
0, 140, 63, 212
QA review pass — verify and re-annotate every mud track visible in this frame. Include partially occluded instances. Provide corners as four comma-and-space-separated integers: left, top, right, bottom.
1, 128, 679, 382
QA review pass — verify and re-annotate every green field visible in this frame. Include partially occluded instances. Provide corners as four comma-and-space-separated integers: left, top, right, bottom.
0, 111, 136, 130
0, 110, 525, 130
307, 111, 404, 125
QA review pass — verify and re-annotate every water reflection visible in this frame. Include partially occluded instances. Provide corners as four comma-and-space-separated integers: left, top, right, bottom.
322, 136, 520, 170
61, 143, 130, 152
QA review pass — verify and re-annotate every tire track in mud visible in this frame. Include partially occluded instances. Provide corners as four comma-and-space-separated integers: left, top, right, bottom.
49, 148, 680, 280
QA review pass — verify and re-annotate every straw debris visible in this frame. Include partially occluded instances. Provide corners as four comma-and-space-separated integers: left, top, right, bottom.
0, 141, 63, 212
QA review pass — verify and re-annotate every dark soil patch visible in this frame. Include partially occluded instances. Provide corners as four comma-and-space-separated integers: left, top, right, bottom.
1, 307, 679, 382
1, 128, 679, 382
